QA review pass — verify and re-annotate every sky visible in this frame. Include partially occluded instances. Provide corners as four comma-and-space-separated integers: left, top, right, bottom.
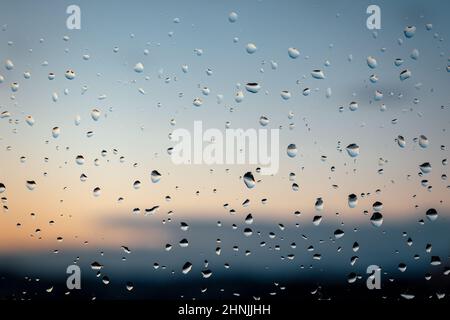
0, 0, 449, 300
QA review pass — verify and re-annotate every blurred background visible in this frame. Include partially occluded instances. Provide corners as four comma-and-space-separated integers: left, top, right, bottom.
0, 0, 449, 301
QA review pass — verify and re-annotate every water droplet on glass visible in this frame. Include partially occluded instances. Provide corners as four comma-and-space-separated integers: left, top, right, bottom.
193, 98, 203, 107
404, 26, 416, 38
243, 172, 256, 189
65, 69, 76, 80
228, 11, 238, 23
25, 115, 35, 126
52, 127, 60, 138
245, 83, 260, 93
419, 162, 432, 174
348, 194, 358, 208
370, 212, 383, 227
259, 116, 269, 126
315, 197, 324, 211
93, 187, 101, 197
346, 143, 360, 157
367, 56, 377, 68
245, 43, 257, 54
91, 108, 101, 121
397, 135, 406, 148
418, 135, 429, 148
400, 69, 411, 81
134, 62, 144, 73
151, 170, 162, 183
182, 262, 192, 274
288, 47, 300, 59
311, 69, 325, 79
280, 90, 291, 100
426, 208, 438, 221
287, 144, 298, 158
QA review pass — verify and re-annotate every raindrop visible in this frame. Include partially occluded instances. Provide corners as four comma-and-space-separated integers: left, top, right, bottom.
419, 162, 432, 174
280, 90, 291, 100
182, 262, 192, 274
65, 69, 76, 80
397, 135, 406, 148
288, 47, 300, 59
93, 187, 101, 197
287, 144, 298, 158
400, 69, 411, 81
91, 108, 101, 121
418, 135, 429, 148
151, 170, 162, 183
91, 262, 103, 270
134, 62, 144, 73
334, 229, 345, 239
52, 127, 61, 138
75, 155, 85, 165
346, 143, 360, 157
245, 83, 260, 93
367, 56, 377, 68
348, 194, 358, 208
259, 116, 269, 126
5, 59, 14, 70
245, 43, 257, 54
228, 11, 238, 23
426, 208, 438, 221
311, 70, 325, 79
349, 101, 358, 111
370, 212, 383, 227
193, 98, 203, 107
25, 115, 35, 126
315, 197, 324, 211
404, 26, 416, 38
243, 172, 256, 189
133, 180, 141, 189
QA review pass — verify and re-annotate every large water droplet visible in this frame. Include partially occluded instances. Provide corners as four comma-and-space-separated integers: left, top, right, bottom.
426, 208, 438, 221
400, 69, 411, 81
370, 212, 383, 227
288, 47, 300, 59
311, 70, 325, 79
91, 108, 101, 121
228, 11, 238, 23
367, 56, 377, 68
404, 26, 416, 38
245, 83, 260, 93
182, 262, 192, 274
348, 194, 358, 208
65, 69, 76, 80
134, 62, 144, 73
419, 162, 432, 174
346, 143, 360, 157
418, 135, 429, 148
287, 144, 298, 158
243, 172, 256, 189
52, 127, 60, 138
151, 170, 162, 183
245, 43, 257, 54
